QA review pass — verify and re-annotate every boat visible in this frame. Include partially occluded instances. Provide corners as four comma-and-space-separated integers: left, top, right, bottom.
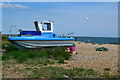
8, 20, 75, 49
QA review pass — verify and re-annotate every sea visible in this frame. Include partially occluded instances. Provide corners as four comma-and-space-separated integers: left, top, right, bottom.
75, 37, 119, 45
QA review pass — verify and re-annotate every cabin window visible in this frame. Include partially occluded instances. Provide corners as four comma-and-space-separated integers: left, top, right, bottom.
42, 23, 51, 31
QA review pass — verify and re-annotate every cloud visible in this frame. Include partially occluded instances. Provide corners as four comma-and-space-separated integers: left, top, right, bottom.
1, 3, 28, 9
84, 17, 89, 20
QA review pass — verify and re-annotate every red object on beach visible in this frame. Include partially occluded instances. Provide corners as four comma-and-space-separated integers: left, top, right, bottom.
70, 47, 76, 51
69, 51, 73, 53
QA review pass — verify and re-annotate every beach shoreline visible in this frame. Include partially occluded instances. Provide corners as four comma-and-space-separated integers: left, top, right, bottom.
69, 41, 119, 75
51, 41, 119, 75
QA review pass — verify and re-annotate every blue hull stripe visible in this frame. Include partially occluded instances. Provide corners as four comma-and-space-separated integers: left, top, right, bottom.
8, 36, 75, 41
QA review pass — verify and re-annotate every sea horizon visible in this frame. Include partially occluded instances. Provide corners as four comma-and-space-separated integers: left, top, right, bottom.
73, 36, 119, 38
74, 36, 119, 44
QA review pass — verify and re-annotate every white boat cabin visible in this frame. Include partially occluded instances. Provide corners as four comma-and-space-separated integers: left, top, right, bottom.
34, 20, 53, 33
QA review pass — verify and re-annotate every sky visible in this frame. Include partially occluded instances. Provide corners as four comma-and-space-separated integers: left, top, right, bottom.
2, 0, 120, 2
2, 2, 118, 37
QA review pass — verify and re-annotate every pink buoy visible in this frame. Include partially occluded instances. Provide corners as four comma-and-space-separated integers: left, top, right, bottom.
70, 46, 76, 51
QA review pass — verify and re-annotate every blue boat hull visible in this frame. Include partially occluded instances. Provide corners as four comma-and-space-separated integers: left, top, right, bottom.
8, 36, 75, 49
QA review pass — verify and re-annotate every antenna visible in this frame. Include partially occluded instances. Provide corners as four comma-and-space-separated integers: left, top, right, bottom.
10, 25, 16, 36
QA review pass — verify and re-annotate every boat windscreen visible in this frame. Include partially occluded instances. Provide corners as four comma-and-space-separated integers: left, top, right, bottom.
42, 23, 51, 31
